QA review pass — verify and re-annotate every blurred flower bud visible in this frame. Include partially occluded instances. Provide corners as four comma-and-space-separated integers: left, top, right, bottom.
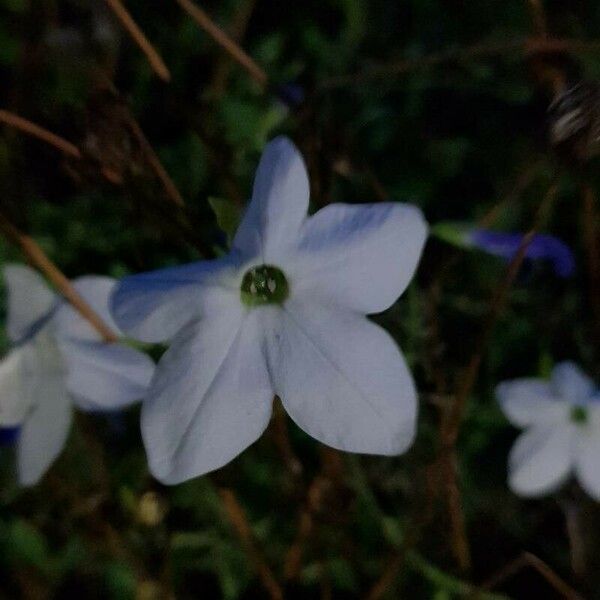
136, 580, 166, 600
432, 221, 575, 277
137, 491, 167, 527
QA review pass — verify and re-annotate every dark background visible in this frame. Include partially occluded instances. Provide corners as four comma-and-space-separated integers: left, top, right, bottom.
0, 0, 599, 598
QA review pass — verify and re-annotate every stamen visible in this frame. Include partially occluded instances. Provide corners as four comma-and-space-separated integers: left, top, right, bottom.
241, 265, 289, 307
570, 405, 588, 425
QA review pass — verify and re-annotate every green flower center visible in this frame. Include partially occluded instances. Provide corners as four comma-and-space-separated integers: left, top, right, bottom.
240, 265, 289, 307
570, 405, 588, 425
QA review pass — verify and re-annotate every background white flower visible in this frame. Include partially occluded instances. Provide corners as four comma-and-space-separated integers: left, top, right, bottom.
0, 264, 155, 486
111, 136, 428, 484
496, 361, 600, 500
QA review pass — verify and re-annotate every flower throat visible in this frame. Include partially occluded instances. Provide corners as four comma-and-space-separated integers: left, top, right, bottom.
241, 265, 289, 307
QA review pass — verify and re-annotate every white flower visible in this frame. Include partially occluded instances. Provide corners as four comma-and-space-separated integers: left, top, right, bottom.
111, 136, 428, 484
0, 264, 155, 486
496, 361, 600, 500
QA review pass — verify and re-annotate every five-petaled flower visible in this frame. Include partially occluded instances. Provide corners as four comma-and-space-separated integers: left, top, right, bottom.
496, 361, 600, 500
111, 136, 428, 484
0, 265, 155, 486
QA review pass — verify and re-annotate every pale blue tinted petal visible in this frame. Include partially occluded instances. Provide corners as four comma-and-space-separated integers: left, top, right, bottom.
265, 300, 417, 456
575, 417, 600, 501
232, 136, 309, 261
17, 333, 71, 486
142, 308, 273, 484
0, 347, 32, 426
110, 258, 239, 344
508, 423, 574, 497
3, 264, 55, 343
495, 378, 567, 428
551, 361, 594, 403
53, 276, 119, 342
59, 339, 155, 410
289, 202, 427, 314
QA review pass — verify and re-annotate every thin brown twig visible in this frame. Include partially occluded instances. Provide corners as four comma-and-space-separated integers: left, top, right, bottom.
175, 0, 268, 87
563, 500, 586, 578
0, 213, 118, 342
320, 37, 600, 89
438, 181, 559, 570
441, 181, 559, 445
104, 0, 171, 82
367, 162, 545, 595
218, 488, 284, 600
207, 0, 259, 99
527, 0, 548, 37
479, 552, 583, 599
0, 110, 81, 158
127, 117, 186, 207
283, 473, 328, 580
271, 400, 303, 477
283, 447, 343, 582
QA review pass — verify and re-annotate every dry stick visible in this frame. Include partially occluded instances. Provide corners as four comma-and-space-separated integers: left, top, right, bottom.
0, 213, 118, 343
438, 182, 559, 571
0, 110, 81, 158
527, 0, 548, 36
0, 108, 121, 184
175, 0, 268, 88
366, 162, 544, 597
283, 473, 328, 580
218, 488, 284, 600
208, 0, 259, 99
479, 552, 583, 599
442, 181, 559, 445
320, 37, 600, 89
127, 117, 185, 207
103, 0, 171, 82
283, 447, 342, 582
563, 500, 586, 579
271, 400, 302, 477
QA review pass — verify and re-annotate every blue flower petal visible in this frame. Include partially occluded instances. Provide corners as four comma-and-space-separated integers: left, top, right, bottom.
469, 229, 575, 277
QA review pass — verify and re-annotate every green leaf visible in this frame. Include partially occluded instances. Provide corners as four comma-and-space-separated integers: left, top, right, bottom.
430, 221, 472, 248
208, 197, 242, 246
105, 561, 137, 600
8, 520, 49, 572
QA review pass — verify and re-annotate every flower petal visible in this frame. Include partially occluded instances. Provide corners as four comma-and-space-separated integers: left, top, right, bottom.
551, 361, 595, 403
575, 417, 600, 501
3, 264, 55, 343
495, 378, 567, 428
17, 334, 71, 486
59, 339, 155, 411
54, 276, 120, 341
0, 347, 32, 426
233, 136, 310, 261
110, 258, 238, 343
142, 309, 273, 484
265, 301, 417, 456
508, 424, 574, 497
289, 202, 427, 314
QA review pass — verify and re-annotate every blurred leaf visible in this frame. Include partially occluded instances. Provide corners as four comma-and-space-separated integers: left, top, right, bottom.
8, 519, 49, 574
105, 561, 137, 600
208, 196, 242, 245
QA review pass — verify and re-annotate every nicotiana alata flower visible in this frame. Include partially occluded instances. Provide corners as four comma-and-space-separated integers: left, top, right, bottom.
496, 362, 600, 500
432, 221, 575, 277
0, 265, 155, 486
111, 136, 428, 484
